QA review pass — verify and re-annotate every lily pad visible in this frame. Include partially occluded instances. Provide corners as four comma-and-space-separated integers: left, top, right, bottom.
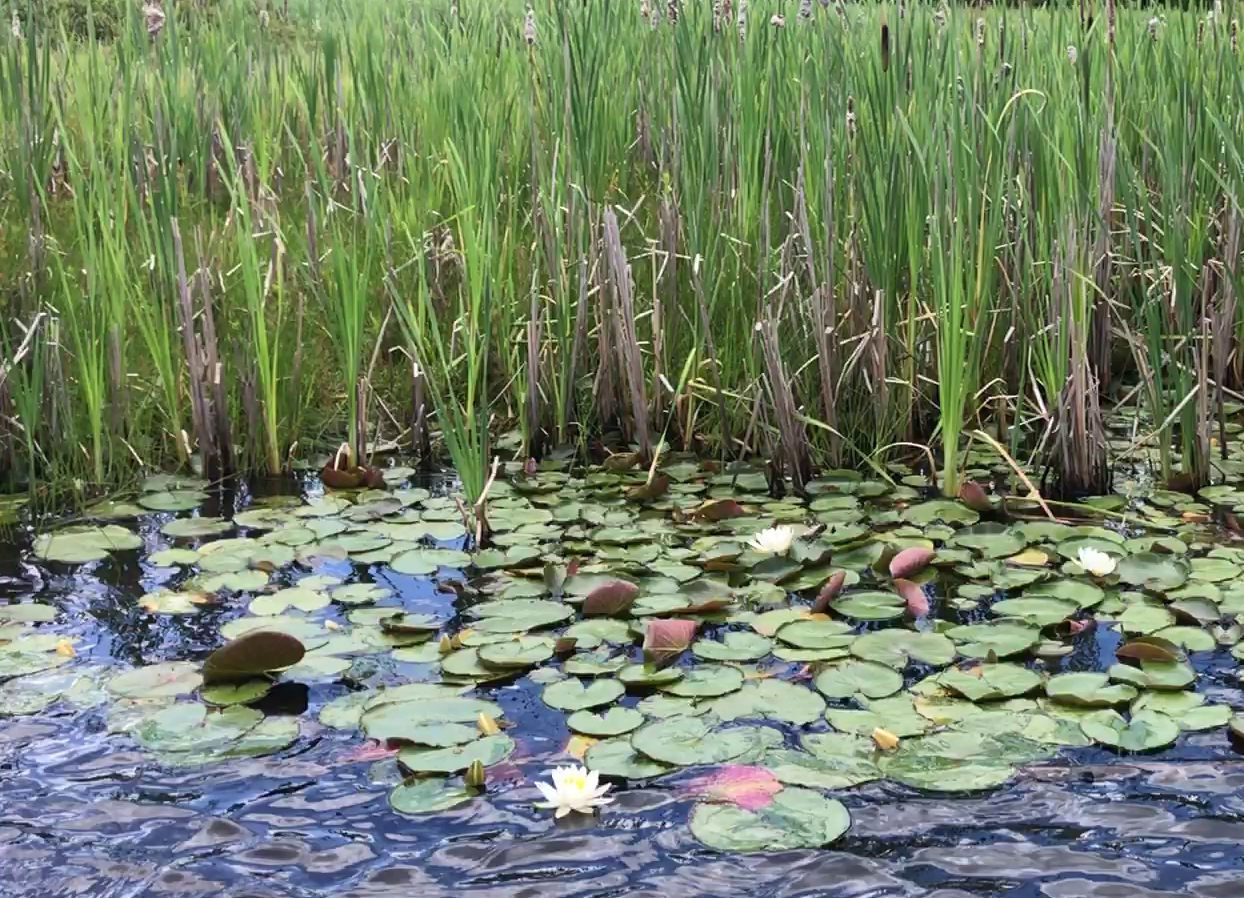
1115, 553, 1190, 592
936, 664, 1042, 702
1079, 709, 1180, 751
946, 623, 1041, 659
851, 630, 956, 668
108, 662, 203, 698
585, 736, 676, 779
630, 717, 780, 766
203, 631, 307, 683
814, 661, 904, 700
470, 599, 574, 633
662, 665, 745, 698
830, 590, 906, 621
33, 524, 142, 564
689, 787, 850, 851
567, 707, 646, 736
397, 733, 515, 773
693, 631, 773, 662
161, 517, 232, 539
389, 779, 476, 815
707, 680, 827, 725
542, 678, 624, 711
1045, 672, 1138, 708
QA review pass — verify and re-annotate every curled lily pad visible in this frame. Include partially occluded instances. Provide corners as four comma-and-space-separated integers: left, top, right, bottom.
203, 631, 306, 684
581, 580, 640, 616
642, 618, 697, 668
542, 678, 624, 711
567, 707, 645, 736
689, 787, 850, 851
1079, 709, 1180, 751
398, 733, 515, 773
814, 661, 904, 700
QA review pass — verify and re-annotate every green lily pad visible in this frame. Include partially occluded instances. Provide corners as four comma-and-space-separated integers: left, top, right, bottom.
947, 523, 1026, 559
0, 603, 57, 623
33, 524, 142, 564
477, 637, 555, 669
201, 680, 273, 706
563, 618, 632, 648
946, 623, 1042, 659
585, 736, 676, 779
567, 707, 645, 736
470, 599, 574, 633
390, 547, 472, 576
398, 733, 515, 773
138, 490, 208, 512
542, 678, 624, 711
360, 697, 502, 741
831, 590, 906, 621
692, 631, 773, 662
990, 597, 1079, 627
389, 779, 476, 815
1151, 626, 1216, 652
707, 680, 827, 725
689, 787, 850, 851
1107, 660, 1196, 691
880, 732, 1017, 792
630, 717, 780, 766
618, 663, 684, 687
767, 735, 882, 788
937, 663, 1042, 702
1115, 553, 1190, 592
108, 662, 203, 699
249, 588, 331, 616
1079, 709, 1180, 751
1019, 580, 1105, 610
825, 695, 933, 738
814, 661, 904, 700
901, 500, 979, 526
161, 517, 232, 539
1045, 672, 1139, 707
850, 630, 956, 668
774, 619, 855, 649
1117, 602, 1177, 635
662, 665, 745, 698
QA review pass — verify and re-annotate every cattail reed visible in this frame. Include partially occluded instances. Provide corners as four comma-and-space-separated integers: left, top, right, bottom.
667, 0, 679, 26
1198, 19, 1205, 46
976, 18, 985, 49
846, 95, 855, 140
1232, 19, 1238, 53
881, 15, 890, 71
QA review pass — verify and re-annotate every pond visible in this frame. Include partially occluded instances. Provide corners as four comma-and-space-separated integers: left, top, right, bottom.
3, 460, 1244, 898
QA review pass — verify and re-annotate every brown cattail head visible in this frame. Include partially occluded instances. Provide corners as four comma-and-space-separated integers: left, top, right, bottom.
667, 0, 679, 25
881, 14, 890, 70
1197, 18, 1205, 46
1232, 18, 1239, 52
846, 95, 856, 140
975, 17, 985, 48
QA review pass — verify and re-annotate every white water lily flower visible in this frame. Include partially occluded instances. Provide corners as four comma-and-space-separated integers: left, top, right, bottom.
747, 525, 795, 556
534, 765, 613, 818
1077, 546, 1117, 578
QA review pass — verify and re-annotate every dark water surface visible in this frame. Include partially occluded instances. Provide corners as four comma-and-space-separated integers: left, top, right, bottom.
3, 482, 1244, 898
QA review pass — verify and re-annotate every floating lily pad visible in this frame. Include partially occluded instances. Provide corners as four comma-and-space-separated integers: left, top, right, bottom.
947, 623, 1041, 659
851, 630, 956, 668
249, 587, 330, 616
360, 697, 503, 741
1107, 660, 1196, 691
108, 661, 203, 698
1079, 709, 1180, 751
0, 603, 56, 623
937, 664, 1042, 702
692, 631, 773, 662
138, 490, 208, 512
880, 731, 1018, 792
662, 665, 745, 698
775, 619, 855, 649
585, 736, 676, 779
389, 779, 476, 815
470, 599, 574, 633
201, 680, 273, 706
1115, 553, 1190, 592
814, 661, 904, 700
901, 500, 979, 526
830, 590, 906, 621
1045, 672, 1138, 708
707, 680, 827, 725
33, 524, 142, 564
161, 517, 232, 539
567, 707, 645, 736
390, 547, 472, 576
991, 597, 1078, 627
825, 695, 933, 738
630, 718, 780, 766
398, 733, 515, 773
767, 735, 882, 789
542, 678, 624, 711
203, 631, 307, 683
689, 787, 850, 851
478, 637, 555, 669
1117, 603, 1177, 635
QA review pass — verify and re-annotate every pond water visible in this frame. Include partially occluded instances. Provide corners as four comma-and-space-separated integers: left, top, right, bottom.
3, 462, 1244, 898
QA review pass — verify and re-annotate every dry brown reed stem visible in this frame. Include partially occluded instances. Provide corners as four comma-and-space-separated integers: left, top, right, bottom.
757, 316, 812, 495
601, 207, 652, 461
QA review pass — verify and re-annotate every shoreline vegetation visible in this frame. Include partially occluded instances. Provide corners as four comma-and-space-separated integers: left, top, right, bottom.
2, 0, 1243, 506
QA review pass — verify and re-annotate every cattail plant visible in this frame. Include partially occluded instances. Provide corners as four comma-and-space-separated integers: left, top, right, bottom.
524, 3, 535, 46
799, 0, 813, 24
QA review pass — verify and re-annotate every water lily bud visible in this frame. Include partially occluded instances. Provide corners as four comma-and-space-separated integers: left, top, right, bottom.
438, 635, 455, 655
872, 727, 900, 750
465, 759, 487, 789
478, 713, 501, 736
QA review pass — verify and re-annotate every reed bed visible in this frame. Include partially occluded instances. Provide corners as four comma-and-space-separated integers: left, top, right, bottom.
1, 0, 1242, 501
